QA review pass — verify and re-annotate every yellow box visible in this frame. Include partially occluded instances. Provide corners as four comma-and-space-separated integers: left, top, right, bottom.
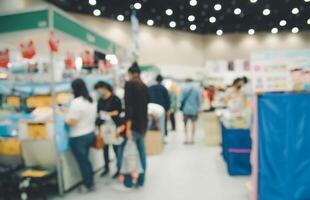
7, 95, 21, 108
26, 95, 52, 108
0, 138, 21, 156
56, 92, 73, 104
27, 123, 47, 140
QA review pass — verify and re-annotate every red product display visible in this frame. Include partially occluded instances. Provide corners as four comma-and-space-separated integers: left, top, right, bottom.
48, 31, 60, 52
0, 49, 9, 68
20, 40, 36, 59
82, 50, 94, 66
65, 52, 75, 69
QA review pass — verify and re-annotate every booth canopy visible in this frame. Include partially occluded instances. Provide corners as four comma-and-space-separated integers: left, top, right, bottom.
0, 6, 117, 54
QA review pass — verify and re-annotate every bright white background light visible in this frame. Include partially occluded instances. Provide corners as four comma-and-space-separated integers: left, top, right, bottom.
190, 0, 198, 6
214, 4, 222, 11
117, 15, 124, 21
263, 9, 270, 16
209, 16, 216, 23
234, 8, 242, 15
93, 9, 101, 16
166, 9, 173, 16
250, 0, 257, 3
188, 15, 195, 22
292, 8, 299, 15
134, 3, 142, 10
147, 19, 154, 26
248, 29, 255, 35
89, 0, 96, 6
271, 28, 278, 34
305, 0, 310, 2
308, 18, 310, 25
292, 27, 299, 33
169, 21, 176, 28
216, 29, 223, 36
279, 20, 287, 26
190, 24, 197, 31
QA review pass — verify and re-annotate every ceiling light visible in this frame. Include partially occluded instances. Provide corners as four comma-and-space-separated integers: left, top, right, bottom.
209, 16, 216, 23
216, 29, 223, 36
292, 8, 299, 15
134, 3, 142, 10
234, 8, 242, 15
93, 9, 101, 16
305, 0, 310, 2
308, 18, 310, 25
292, 27, 299, 33
89, 0, 96, 6
263, 9, 271, 16
169, 21, 176, 28
190, 24, 197, 31
166, 9, 173, 16
190, 0, 198, 6
117, 15, 124, 21
147, 19, 154, 26
279, 20, 287, 26
188, 15, 195, 22
214, 4, 222, 11
271, 28, 278, 34
250, 0, 257, 3
248, 29, 255, 35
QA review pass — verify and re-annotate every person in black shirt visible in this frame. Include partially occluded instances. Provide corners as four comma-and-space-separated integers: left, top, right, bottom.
94, 81, 123, 179
122, 62, 149, 188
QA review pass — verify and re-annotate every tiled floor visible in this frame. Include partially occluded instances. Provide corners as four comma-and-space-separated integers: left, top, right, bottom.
54, 115, 249, 200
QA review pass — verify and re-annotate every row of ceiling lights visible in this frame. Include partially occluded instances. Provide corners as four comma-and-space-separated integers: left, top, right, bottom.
89, 0, 310, 36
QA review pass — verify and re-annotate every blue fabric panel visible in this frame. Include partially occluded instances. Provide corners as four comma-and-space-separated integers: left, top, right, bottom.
55, 116, 70, 153
227, 152, 251, 176
258, 92, 310, 200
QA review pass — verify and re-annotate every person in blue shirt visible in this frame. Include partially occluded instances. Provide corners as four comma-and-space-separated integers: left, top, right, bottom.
148, 74, 170, 137
180, 79, 202, 144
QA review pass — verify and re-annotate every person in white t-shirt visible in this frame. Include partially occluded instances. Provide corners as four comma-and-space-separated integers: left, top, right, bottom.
65, 78, 97, 192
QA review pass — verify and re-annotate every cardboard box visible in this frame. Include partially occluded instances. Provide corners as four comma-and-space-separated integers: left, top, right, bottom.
201, 112, 221, 145
145, 130, 162, 155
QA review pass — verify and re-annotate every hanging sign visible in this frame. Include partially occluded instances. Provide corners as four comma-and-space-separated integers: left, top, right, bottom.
20, 40, 36, 59
48, 31, 60, 52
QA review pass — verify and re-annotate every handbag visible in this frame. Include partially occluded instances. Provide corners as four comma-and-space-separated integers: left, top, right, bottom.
180, 88, 193, 111
92, 134, 104, 149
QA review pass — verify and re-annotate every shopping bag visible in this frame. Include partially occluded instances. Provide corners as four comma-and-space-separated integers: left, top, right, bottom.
120, 140, 144, 174
92, 134, 104, 149
100, 121, 119, 145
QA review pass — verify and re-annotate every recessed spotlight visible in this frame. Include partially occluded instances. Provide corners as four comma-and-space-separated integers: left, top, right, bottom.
190, 0, 198, 6
169, 21, 176, 28
190, 24, 197, 31
216, 29, 223, 36
263, 9, 271, 16
134, 2, 142, 10
147, 19, 154, 26
248, 29, 255, 35
292, 27, 299, 33
214, 4, 222, 11
234, 8, 242, 15
209, 16, 216, 23
308, 18, 310, 25
89, 0, 96, 6
279, 20, 287, 26
292, 8, 299, 15
271, 27, 278, 34
188, 15, 195, 22
166, 9, 173, 16
117, 15, 124, 21
250, 0, 257, 3
93, 9, 101, 16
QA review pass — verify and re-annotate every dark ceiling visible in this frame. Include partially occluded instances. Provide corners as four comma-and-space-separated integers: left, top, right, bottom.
48, 0, 310, 35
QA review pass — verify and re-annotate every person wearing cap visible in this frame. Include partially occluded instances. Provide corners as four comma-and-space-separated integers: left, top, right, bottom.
94, 81, 123, 179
